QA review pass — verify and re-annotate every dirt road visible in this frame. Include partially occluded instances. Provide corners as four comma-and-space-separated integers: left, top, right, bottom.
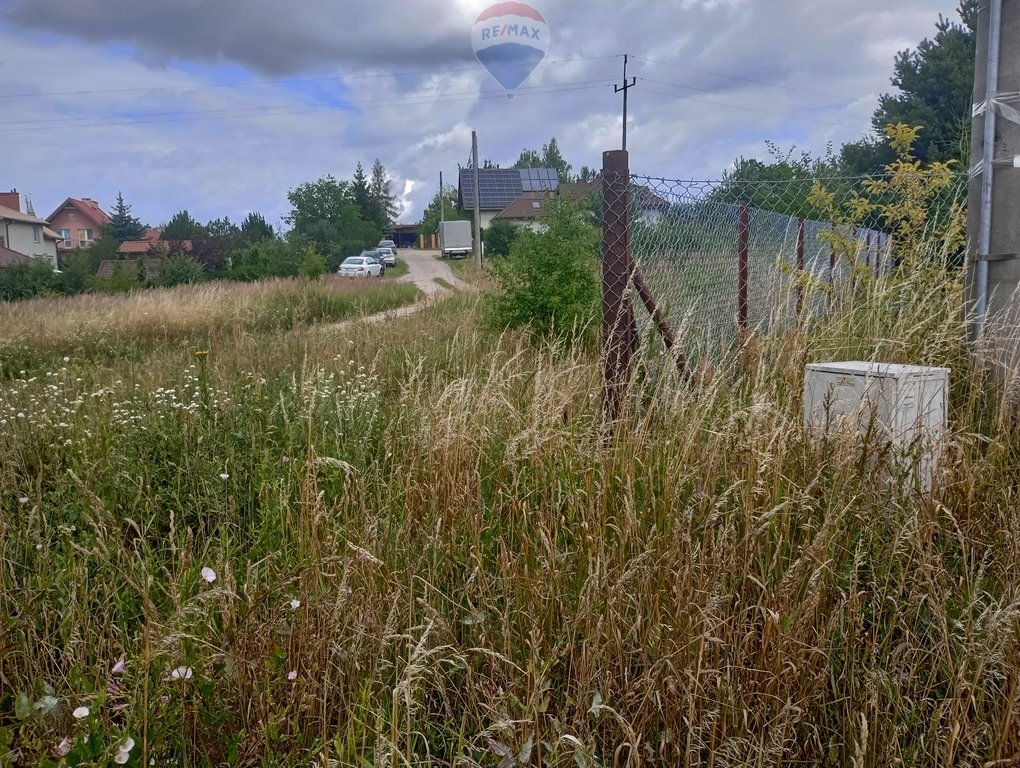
396, 249, 466, 295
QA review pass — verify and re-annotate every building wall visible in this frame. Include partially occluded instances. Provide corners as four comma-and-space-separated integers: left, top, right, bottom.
2, 220, 58, 266
49, 205, 102, 250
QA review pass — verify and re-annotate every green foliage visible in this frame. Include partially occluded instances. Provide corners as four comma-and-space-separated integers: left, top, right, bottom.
103, 262, 142, 293
107, 191, 145, 242
299, 247, 327, 280
419, 186, 468, 236
513, 136, 573, 182
0, 260, 58, 301
286, 175, 379, 256
713, 142, 841, 218
241, 212, 275, 244
369, 159, 398, 230
488, 196, 599, 340
228, 239, 303, 281
162, 209, 208, 240
842, 1, 976, 173
482, 219, 521, 257
158, 254, 206, 287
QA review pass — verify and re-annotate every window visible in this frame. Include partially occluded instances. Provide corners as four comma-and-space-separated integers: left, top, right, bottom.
58, 228, 71, 249
33, 225, 41, 243
531, 201, 541, 209
77, 228, 94, 247
68, 211, 76, 220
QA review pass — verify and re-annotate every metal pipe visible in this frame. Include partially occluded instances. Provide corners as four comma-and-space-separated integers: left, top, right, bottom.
975, 0, 1003, 341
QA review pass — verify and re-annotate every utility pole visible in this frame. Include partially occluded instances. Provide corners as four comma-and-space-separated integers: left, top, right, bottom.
968, 0, 1020, 364
615, 54, 637, 151
439, 171, 445, 226
472, 130, 483, 269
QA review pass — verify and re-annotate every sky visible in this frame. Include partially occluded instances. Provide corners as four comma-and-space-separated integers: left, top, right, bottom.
0, 0, 961, 231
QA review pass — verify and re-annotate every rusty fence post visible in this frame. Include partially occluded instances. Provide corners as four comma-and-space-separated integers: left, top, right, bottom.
796, 216, 805, 320
737, 200, 750, 335
601, 149, 634, 423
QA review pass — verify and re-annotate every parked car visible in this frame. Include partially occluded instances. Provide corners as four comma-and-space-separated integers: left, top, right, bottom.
339, 254, 383, 277
378, 239, 397, 252
376, 246, 397, 267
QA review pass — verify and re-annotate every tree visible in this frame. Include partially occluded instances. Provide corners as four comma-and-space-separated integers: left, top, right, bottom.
369, 159, 398, 230
206, 216, 240, 240
106, 192, 144, 243
483, 219, 521, 257
841, 1, 976, 173
419, 186, 469, 236
513, 137, 573, 182
352, 162, 373, 224
158, 254, 206, 287
576, 166, 598, 184
286, 175, 378, 257
488, 195, 600, 341
299, 247, 327, 279
240, 212, 275, 243
162, 210, 207, 240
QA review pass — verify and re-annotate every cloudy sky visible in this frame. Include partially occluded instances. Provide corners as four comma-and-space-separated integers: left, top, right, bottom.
1, 0, 959, 230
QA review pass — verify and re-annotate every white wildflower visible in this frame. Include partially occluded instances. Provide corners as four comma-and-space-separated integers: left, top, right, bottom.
200, 567, 216, 583
72, 706, 90, 719
169, 666, 194, 681
289, 599, 301, 611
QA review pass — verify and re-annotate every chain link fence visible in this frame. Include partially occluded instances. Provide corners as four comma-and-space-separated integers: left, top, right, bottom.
616, 172, 965, 359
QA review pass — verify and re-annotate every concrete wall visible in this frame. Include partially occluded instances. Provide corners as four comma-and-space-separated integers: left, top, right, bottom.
967, 0, 1020, 351
3, 220, 58, 267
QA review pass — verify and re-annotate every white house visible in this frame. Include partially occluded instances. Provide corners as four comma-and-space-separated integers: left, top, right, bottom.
0, 190, 61, 268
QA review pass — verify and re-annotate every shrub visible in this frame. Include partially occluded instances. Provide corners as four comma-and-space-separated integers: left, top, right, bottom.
158, 254, 206, 287
483, 219, 522, 257
488, 196, 600, 341
0, 260, 57, 301
299, 247, 327, 280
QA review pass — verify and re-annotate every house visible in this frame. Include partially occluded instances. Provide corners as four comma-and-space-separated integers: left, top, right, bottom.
46, 197, 112, 251
118, 230, 191, 256
0, 245, 31, 267
96, 258, 163, 281
491, 191, 550, 232
0, 189, 61, 268
560, 177, 670, 225
458, 167, 559, 229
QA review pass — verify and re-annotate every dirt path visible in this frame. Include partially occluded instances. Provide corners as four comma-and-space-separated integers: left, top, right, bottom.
320, 249, 468, 330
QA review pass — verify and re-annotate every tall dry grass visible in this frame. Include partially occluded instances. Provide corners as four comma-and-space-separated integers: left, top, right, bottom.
2, 243, 1019, 766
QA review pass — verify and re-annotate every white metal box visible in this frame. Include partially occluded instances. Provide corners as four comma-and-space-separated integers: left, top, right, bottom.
803, 361, 949, 492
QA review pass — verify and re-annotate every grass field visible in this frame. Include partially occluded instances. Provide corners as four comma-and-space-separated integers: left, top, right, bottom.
2, 260, 1020, 766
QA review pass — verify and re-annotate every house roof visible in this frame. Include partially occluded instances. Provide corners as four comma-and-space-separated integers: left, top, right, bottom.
0, 203, 51, 226
493, 191, 549, 221
96, 258, 164, 279
559, 177, 670, 211
458, 167, 559, 211
0, 245, 30, 267
46, 198, 112, 227
118, 238, 191, 255
42, 227, 62, 241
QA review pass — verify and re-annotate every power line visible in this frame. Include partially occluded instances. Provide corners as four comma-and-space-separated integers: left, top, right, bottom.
0, 55, 622, 100
0, 81, 615, 133
637, 76, 873, 121
0, 78, 615, 128
631, 55, 865, 105
640, 87, 872, 131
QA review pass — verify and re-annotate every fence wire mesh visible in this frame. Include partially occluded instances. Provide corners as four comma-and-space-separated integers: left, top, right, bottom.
613, 172, 966, 359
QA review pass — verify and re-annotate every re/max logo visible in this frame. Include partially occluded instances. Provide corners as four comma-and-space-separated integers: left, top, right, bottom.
480, 24, 542, 41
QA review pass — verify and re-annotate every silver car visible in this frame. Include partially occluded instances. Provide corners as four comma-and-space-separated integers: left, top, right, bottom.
376, 246, 397, 268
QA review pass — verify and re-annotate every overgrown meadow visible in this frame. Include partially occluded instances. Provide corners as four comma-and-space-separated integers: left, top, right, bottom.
2, 242, 1020, 767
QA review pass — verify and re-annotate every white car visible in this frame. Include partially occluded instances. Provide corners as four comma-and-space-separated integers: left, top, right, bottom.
339, 255, 383, 277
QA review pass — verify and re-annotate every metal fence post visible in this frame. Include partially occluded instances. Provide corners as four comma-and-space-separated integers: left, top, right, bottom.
796, 216, 805, 319
737, 200, 750, 334
601, 149, 634, 422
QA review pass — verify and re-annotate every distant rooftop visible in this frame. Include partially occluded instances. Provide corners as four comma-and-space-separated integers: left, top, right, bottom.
458, 167, 559, 211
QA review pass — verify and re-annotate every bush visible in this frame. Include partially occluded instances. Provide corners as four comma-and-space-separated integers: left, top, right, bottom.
483, 219, 522, 257
488, 196, 600, 341
158, 254, 206, 287
228, 240, 302, 282
300, 247, 327, 280
0, 260, 58, 301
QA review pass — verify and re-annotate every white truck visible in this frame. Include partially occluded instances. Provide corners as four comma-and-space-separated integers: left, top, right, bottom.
438, 220, 472, 260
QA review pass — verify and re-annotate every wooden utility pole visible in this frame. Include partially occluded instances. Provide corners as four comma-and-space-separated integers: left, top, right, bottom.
615, 54, 637, 151
471, 130, 482, 268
